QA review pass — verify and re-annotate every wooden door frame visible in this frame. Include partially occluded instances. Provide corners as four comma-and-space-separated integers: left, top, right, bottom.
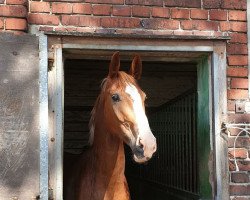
47, 36, 228, 200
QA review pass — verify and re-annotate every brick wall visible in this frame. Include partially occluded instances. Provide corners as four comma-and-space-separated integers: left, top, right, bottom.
0, 0, 27, 33
0, 0, 249, 199
228, 123, 250, 199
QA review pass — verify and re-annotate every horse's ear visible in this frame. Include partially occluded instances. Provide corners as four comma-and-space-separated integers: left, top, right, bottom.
109, 51, 120, 78
129, 54, 142, 80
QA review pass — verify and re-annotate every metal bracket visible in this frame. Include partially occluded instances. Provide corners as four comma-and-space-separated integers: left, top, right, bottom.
49, 188, 54, 200
235, 102, 245, 113
48, 59, 54, 71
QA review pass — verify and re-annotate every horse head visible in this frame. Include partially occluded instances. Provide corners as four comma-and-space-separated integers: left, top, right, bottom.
91, 51, 157, 163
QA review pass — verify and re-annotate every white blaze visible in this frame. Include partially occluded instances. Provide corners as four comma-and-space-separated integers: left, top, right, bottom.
125, 84, 151, 137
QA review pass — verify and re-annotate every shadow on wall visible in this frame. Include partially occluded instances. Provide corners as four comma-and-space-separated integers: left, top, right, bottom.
0, 33, 41, 199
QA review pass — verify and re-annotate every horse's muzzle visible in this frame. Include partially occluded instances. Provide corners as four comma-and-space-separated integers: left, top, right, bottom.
132, 133, 157, 163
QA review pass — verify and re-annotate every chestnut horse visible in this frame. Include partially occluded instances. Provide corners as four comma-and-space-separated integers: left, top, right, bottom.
64, 52, 157, 200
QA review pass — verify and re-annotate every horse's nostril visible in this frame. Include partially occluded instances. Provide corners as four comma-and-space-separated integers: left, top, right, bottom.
139, 138, 144, 148
136, 144, 144, 153
152, 145, 156, 152
134, 144, 144, 159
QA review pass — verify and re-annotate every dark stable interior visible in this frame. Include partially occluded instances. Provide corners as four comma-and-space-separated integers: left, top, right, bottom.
64, 58, 198, 200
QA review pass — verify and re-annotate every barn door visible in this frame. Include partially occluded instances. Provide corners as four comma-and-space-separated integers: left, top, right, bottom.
0, 33, 48, 200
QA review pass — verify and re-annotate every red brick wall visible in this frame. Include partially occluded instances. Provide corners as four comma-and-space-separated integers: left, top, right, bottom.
0, 0, 27, 33
0, 0, 249, 198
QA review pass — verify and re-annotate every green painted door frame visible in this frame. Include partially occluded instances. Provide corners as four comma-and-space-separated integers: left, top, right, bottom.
197, 56, 212, 199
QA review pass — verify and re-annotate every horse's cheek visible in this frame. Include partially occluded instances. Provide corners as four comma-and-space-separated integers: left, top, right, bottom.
117, 101, 134, 121
113, 105, 125, 122
123, 109, 136, 124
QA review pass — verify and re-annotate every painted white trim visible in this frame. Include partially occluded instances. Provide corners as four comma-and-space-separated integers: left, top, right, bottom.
62, 44, 214, 52
39, 34, 49, 200
55, 47, 64, 200
212, 45, 228, 200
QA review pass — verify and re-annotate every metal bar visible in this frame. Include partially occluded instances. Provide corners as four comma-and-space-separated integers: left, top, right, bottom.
174, 104, 177, 188
55, 47, 64, 200
168, 107, 171, 186
178, 101, 181, 190
191, 94, 195, 192
193, 93, 198, 193
170, 107, 173, 186
160, 112, 163, 184
167, 107, 170, 186
181, 100, 184, 190
190, 94, 195, 192
188, 95, 193, 192
177, 101, 180, 189
192, 94, 195, 192
176, 103, 179, 189
180, 99, 184, 190
165, 107, 168, 185
163, 111, 166, 184
39, 34, 49, 200
185, 96, 189, 191
154, 113, 158, 182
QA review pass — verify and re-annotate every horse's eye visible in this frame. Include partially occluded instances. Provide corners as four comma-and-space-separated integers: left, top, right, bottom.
112, 94, 120, 102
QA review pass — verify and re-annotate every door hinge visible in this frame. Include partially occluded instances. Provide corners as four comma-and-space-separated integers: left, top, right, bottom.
49, 188, 54, 200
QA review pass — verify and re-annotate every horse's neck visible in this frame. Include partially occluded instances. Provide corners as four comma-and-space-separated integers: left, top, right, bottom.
91, 102, 125, 173
92, 124, 125, 176
78, 116, 129, 200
